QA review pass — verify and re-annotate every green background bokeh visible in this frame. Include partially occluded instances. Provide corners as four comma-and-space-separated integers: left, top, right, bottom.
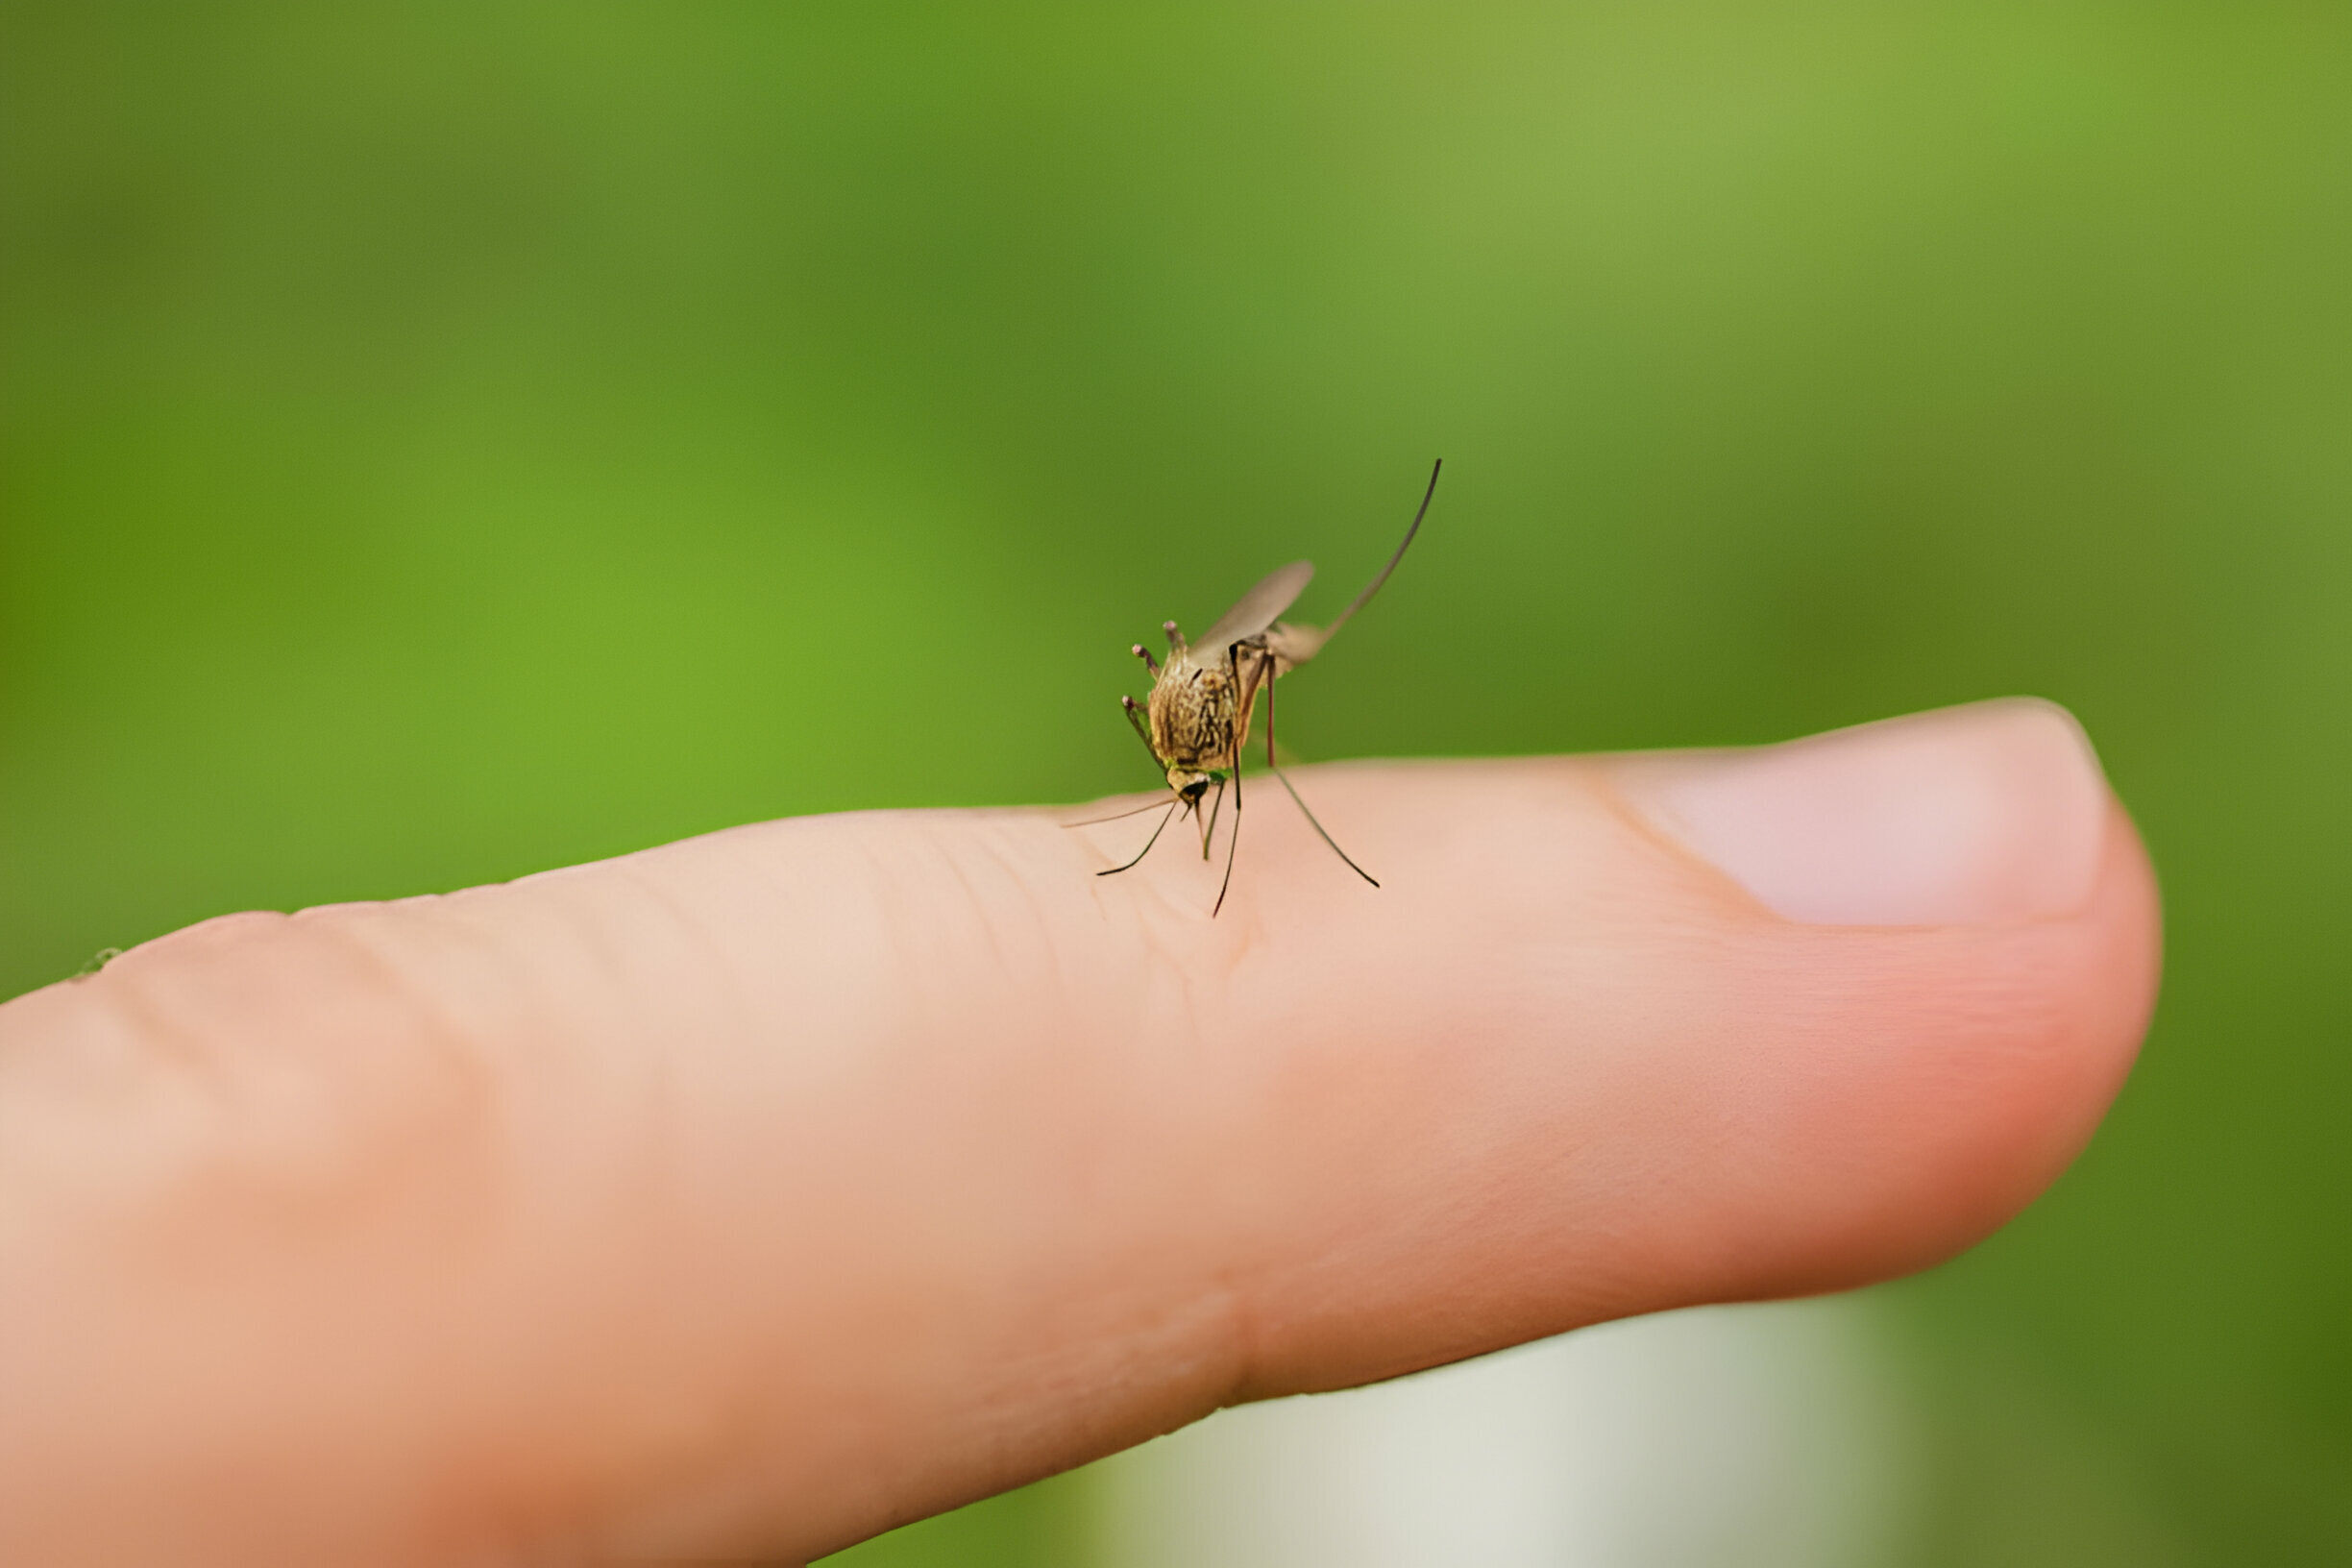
5, 6, 2348, 1561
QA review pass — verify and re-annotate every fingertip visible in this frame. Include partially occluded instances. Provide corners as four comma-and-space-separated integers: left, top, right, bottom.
1609, 698, 2113, 927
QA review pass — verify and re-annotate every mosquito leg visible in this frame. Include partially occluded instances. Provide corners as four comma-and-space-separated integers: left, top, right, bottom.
1213, 747, 1243, 916
1064, 796, 1180, 829
1120, 695, 1161, 768
1271, 768, 1378, 887
1131, 642, 1160, 676
1265, 652, 1279, 772
1097, 798, 1180, 876
1199, 640, 1252, 863
1199, 775, 1224, 859
1263, 668, 1379, 888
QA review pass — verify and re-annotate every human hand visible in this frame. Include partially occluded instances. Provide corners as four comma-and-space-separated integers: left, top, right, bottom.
0, 698, 2158, 1564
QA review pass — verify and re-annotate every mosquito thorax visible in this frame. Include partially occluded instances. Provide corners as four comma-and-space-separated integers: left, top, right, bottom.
1146, 649, 1251, 774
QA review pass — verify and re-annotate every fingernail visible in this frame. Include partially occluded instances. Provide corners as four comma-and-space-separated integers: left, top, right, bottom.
1611, 698, 2111, 925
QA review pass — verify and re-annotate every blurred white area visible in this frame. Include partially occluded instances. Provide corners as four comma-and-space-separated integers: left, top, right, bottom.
1092, 1296, 1916, 1568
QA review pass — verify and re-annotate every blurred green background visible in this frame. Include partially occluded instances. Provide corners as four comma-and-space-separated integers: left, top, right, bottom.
5, 4, 2349, 1562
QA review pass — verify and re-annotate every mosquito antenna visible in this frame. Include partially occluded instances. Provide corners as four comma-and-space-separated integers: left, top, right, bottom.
1263, 661, 1379, 887
1213, 744, 1243, 916
1096, 799, 1180, 876
1064, 796, 1182, 828
1320, 458, 1440, 645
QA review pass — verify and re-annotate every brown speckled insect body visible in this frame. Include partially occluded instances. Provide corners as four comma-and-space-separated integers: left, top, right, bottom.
1091, 460, 1441, 914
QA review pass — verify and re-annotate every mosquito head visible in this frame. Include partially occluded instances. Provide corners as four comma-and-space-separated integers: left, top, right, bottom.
1167, 768, 1214, 807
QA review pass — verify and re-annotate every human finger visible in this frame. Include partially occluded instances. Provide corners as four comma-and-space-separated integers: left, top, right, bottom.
0, 698, 2157, 1564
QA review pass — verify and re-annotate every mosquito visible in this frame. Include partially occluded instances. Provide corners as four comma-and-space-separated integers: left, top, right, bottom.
1077, 458, 1441, 915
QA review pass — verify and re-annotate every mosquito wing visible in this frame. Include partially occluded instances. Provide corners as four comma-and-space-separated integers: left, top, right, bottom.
1262, 618, 1330, 671
1193, 559, 1314, 656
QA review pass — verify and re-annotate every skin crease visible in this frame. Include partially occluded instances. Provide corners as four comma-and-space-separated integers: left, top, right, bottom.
0, 747, 2160, 1566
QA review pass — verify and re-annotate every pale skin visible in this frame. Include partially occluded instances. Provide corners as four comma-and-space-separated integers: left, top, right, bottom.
0, 701, 2160, 1564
